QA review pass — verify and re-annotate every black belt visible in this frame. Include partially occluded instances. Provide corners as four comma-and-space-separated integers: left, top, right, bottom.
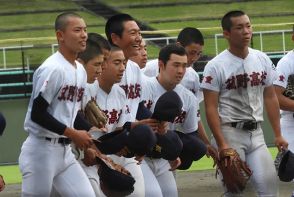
45, 137, 71, 145
231, 121, 258, 131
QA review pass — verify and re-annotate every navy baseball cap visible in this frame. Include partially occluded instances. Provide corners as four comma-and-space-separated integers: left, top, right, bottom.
94, 125, 157, 157
152, 90, 183, 122
148, 130, 183, 161
0, 112, 6, 136
97, 156, 135, 194
175, 131, 207, 170
136, 101, 152, 120
277, 149, 294, 182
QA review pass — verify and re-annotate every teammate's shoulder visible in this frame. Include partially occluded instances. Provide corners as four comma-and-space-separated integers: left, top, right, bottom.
146, 59, 158, 67
175, 84, 194, 97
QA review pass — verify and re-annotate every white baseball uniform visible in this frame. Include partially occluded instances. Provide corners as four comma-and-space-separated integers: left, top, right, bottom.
81, 81, 145, 197
201, 48, 278, 196
144, 59, 203, 101
119, 60, 144, 121
19, 51, 95, 197
273, 50, 294, 152
141, 77, 200, 197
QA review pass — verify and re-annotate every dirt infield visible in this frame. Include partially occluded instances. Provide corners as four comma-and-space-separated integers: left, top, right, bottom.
1, 170, 293, 197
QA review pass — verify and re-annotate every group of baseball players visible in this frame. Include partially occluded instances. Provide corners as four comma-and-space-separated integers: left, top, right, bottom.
12, 8, 294, 197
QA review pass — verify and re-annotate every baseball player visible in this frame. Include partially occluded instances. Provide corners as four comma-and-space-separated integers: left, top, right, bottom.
201, 10, 288, 196
143, 27, 204, 101
18, 12, 95, 196
274, 25, 294, 152
130, 39, 148, 69
104, 13, 147, 196
87, 32, 111, 72
105, 13, 145, 122
273, 25, 294, 196
141, 44, 207, 197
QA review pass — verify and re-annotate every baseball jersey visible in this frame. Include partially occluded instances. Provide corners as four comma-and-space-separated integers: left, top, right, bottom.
143, 59, 203, 101
273, 50, 294, 120
201, 48, 276, 123
87, 83, 131, 132
143, 77, 199, 134
24, 51, 87, 138
82, 80, 99, 109
119, 59, 144, 121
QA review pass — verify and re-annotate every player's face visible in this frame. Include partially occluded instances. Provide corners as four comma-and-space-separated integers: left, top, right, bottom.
224, 15, 252, 49
160, 54, 187, 86
129, 40, 147, 69
84, 54, 104, 83
113, 21, 142, 59
105, 50, 126, 84
58, 17, 88, 54
185, 43, 203, 66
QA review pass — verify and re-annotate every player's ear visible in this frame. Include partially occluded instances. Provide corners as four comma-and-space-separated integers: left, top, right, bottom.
223, 30, 230, 39
56, 30, 64, 42
158, 60, 165, 71
111, 33, 120, 46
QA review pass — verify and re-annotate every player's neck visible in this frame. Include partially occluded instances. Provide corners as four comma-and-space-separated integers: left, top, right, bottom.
58, 47, 78, 66
228, 46, 249, 59
98, 78, 113, 94
157, 76, 176, 91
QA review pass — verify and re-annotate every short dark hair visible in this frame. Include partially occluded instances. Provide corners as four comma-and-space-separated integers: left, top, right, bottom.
78, 39, 103, 64
221, 10, 246, 31
159, 44, 186, 65
105, 13, 135, 45
55, 12, 82, 31
177, 27, 204, 47
88, 33, 111, 51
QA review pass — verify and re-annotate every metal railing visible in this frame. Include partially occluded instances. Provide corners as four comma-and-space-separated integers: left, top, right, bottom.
214, 29, 292, 55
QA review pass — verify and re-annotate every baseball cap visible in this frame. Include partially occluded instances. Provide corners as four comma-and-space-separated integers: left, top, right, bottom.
175, 131, 207, 170
148, 130, 183, 161
0, 112, 6, 136
151, 90, 183, 122
276, 149, 294, 182
94, 125, 156, 157
97, 156, 135, 194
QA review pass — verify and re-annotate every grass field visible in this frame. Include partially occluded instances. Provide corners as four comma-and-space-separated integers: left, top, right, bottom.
0, 147, 278, 185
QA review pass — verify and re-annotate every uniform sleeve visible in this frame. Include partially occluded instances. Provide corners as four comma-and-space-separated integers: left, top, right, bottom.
200, 61, 220, 92
143, 59, 159, 77
261, 54, 277, 86
34, 67, 63, 104
181, 95, 199, 133
273, 57, 294, 88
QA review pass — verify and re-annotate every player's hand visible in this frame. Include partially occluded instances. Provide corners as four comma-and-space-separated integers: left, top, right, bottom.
169, 157, 181, 171
274, 135, 288, 152
156, 121, 168, 135
134, 154, 144, 165
82, 148, 98, 166
65, 128, 93, 150
206, 144, 218, 167
0, 175, 5, 192
136, 118, 159, 131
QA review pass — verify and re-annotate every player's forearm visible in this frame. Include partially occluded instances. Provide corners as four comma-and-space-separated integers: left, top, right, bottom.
206, 111, 227, 149
264, 87, 282, 137
197, 121, 210, 145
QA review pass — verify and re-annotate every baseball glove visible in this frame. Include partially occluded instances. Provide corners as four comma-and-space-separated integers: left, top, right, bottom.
215, 148, 252, 194
96, 154, 135, 195
84, 100, 108, 128
283, 74, 294, 99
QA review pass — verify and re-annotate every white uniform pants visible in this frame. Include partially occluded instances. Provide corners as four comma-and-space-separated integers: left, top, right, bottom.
19, 135, 95, 197
142, 157, 178, 197
211, 124, 278, 197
